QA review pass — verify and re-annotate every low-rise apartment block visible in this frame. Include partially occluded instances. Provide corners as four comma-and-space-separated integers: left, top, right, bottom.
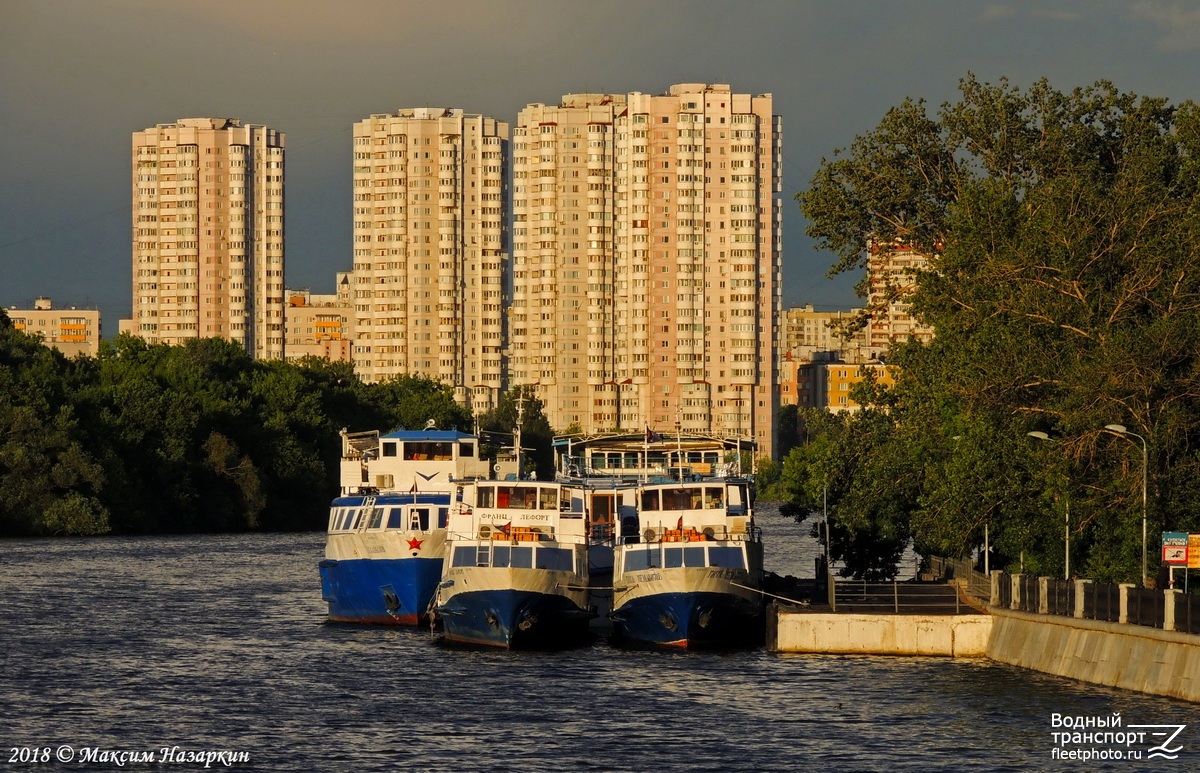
284, 273, 354, 363
7, 296, 101, 357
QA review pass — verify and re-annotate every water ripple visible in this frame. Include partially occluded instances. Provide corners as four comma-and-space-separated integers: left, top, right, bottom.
1, 528, 1196, 771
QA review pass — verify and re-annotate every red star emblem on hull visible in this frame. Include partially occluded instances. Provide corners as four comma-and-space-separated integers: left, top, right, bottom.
406, 537, 424, 550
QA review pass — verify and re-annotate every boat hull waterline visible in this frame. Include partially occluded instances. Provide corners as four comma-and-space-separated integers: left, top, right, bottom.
610, 590, 763, 649
437, 588, 595, 649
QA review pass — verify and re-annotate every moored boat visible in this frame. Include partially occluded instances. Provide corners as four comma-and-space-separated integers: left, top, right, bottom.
610, 478, 764, 649
433, 480, 596, 648
319, 428, 488, 625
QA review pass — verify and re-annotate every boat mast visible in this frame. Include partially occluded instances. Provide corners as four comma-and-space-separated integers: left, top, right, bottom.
515, 390, 525, 481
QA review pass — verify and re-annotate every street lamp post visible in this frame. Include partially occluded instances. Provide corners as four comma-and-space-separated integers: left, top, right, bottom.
1027, 431, 1070, 580
1105, 424, 1149, 587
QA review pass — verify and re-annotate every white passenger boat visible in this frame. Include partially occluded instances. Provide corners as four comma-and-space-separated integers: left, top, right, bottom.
554, 432, 765, 648
610, 478, 764, 648
318, 428, 488, 625
433, 481, 596, 648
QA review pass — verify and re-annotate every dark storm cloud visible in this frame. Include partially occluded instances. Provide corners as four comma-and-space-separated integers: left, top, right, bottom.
2, 0, 1197, 330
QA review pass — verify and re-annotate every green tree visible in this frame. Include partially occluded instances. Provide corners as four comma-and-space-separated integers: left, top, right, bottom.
800, 75, 1200, 582
478, 387, 555, 480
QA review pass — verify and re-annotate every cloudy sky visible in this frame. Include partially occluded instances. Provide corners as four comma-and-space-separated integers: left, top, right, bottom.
4, 0, 1200, 331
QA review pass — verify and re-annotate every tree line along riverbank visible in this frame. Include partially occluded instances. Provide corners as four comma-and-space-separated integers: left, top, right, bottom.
0, 314, 554, 537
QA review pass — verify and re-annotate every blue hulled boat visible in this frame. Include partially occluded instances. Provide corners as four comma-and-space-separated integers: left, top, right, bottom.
433, 481, 596, 648
319, 428, 488, 625
555, 433, 765, 648
610, 478, 764, 648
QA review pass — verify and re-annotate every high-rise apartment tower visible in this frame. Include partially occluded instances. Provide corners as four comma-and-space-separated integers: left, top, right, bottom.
510, 93, 627, 431
351, 108, 508, 414
511, 85, 781, 457
131, 118, 285, 358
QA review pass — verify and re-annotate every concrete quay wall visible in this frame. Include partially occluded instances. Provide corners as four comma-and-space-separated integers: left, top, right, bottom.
768, 609, 992, 656
985, 607, 1200, 703
770, 604, 1200, 702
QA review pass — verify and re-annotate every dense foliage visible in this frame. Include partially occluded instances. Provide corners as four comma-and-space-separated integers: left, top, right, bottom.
791, 76, 1200, 582
0, 321, 484, 536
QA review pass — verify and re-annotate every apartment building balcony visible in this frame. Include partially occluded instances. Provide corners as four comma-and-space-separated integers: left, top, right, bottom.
675, 345, 697, 360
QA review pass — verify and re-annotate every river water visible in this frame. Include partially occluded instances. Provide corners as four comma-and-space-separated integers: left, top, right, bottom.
2, 509, 1197, 771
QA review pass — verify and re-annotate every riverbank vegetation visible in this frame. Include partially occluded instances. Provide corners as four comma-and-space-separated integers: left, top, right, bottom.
0, 321, 548, 537
787, 75, 1200, 583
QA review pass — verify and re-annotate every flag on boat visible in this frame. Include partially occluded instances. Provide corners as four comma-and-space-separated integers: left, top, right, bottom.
645, 426, 663, 444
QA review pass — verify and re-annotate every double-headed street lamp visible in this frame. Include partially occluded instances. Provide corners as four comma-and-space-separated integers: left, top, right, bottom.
1027, 431, 1070, 579
1105, 424, 1149, 587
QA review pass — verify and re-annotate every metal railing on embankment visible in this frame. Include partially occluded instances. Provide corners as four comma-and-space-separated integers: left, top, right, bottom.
927, 555, 992, 600
992, 571, 1200, 635
831, 579, 965, 614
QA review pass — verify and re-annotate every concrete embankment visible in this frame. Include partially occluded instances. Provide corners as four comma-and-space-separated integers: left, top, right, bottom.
770, 603, 1200, 702
768, 607, 992, 656
986, 607, 1200, 703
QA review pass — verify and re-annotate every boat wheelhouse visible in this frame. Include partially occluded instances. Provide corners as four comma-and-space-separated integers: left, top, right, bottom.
433, 480, 596, 648
319, 428, 488, 625
554, 432, 755, 482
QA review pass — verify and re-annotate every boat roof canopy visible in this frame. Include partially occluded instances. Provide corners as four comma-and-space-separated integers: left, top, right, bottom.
381, 429, 477, 442
553, 433, 756, 453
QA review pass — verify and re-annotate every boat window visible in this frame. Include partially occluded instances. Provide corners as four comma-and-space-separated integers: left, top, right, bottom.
500, 486, 536, 510
340, 509, 357, 531
386, 508, 404, 529
641, 490, 660, 511
477, 486, 494, 508
683, 546, 706, 567
536, 547, 574, 572
660, 488, 701, 511
437, 507, 448, 528
708, 546, 745, 569
624, 547, 656, 572
327, 509, 339, 531
539, 488, 558, 510
452, 546, 476, 567
403, 441, 453, 461
382, 442, 397, 457
511, 546, 533, 568
664, 547, 683, 568
459, 441, 475, 459
704, 487, 724, 509
367, 507, 384, 529
492, 545, 510, 568
409, 508, 429, 531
